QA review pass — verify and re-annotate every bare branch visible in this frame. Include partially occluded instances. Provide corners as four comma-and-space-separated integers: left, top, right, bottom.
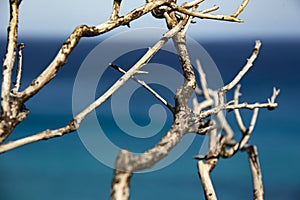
1, 0, 21, 117
0, 1, 279, 199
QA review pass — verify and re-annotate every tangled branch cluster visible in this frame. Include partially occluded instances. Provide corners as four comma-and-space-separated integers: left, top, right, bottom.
0, 0, 279, 200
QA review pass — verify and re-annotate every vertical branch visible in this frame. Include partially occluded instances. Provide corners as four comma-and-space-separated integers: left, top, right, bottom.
12, 43, 25, 93
110, 0, 122, 20
244, 145, 264, 200
197, 159, 218, 200
111, 169, 132, 200
1, 0, 22, 117
233, 84, 246, 132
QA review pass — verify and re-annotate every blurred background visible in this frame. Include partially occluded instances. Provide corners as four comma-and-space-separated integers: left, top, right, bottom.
0, 0, 299, 199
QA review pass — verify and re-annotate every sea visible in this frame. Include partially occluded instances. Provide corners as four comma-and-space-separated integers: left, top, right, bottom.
0, 35, 299, 200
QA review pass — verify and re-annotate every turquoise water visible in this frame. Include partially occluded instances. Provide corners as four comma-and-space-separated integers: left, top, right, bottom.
0, 37, 299, 199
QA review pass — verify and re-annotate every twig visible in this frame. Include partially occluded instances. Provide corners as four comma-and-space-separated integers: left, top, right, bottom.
182, 0, 204, 8
109, 63, 174, 113
169, 2, 243, 22
268, 87, 280, 104
220, 40, 261, 94
233, 84, 246, 132
201, 5, 219, 14
232, 0, 249, 18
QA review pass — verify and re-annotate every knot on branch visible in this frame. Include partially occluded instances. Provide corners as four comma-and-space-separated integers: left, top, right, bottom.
10, 0, 22, 6
151, 6, 168, 18
68, 119, 79, 131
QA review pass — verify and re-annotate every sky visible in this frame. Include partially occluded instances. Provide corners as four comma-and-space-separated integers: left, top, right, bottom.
0, 0, 300, 39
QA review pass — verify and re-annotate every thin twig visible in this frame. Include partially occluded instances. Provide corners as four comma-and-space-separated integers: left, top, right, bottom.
109, 63, 174, 113
233, 84, 246, 132
182, 0, 204, 8
201, 5, 219, 14
220, 40, 261, 94
268, 87, 280, 104
232, 0, 249, 18
169, 2, 243, 22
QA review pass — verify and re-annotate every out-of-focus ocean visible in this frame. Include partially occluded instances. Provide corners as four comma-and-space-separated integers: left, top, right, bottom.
0, 36, 299, 200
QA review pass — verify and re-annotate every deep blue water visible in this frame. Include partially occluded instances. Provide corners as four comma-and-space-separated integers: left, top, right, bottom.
0, 36, 299, 200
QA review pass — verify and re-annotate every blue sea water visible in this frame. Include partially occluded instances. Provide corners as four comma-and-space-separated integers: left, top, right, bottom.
0, 36, 299, 200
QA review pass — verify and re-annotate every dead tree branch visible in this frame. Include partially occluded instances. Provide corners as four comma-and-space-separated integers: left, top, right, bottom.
0, 1, 279, 200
